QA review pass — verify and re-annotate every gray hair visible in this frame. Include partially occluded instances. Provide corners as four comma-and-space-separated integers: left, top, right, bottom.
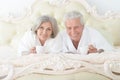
31, 15, 59, 38
63, 11, 84, 25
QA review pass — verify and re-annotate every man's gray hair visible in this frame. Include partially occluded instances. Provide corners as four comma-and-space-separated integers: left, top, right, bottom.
31, 15, 59, 38
63, 11, 84, 25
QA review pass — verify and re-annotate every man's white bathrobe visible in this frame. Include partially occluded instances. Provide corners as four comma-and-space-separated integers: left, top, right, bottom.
55, 26, 114, 55
18, 30, 53, 56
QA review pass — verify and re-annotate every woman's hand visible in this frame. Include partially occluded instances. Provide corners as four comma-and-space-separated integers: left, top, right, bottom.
30, 47, 36, 54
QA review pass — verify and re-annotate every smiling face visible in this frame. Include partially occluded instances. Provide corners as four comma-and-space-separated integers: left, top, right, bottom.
36, 22, 53, 44
65, 18, 84, 42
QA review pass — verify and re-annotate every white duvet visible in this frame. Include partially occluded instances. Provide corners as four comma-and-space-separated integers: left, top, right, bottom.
0, 50, 120, 80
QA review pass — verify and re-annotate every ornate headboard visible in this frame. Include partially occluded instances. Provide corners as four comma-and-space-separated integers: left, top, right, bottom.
0, 0, 120, 49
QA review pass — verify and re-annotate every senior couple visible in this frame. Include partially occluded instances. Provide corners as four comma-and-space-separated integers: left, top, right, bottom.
18, 11, 114, 56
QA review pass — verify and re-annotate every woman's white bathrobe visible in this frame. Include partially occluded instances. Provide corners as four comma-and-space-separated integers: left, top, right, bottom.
18, 30, 53, 56
55, 26, 114, 55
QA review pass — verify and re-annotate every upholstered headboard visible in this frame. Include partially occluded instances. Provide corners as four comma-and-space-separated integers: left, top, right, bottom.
0, 0, 120, 50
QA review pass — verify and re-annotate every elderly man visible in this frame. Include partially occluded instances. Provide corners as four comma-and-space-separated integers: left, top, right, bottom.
55, 11, 114, 54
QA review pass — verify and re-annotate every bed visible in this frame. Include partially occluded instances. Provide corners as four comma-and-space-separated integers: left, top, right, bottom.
1, 52, 120, 80
0, 0, 120, 80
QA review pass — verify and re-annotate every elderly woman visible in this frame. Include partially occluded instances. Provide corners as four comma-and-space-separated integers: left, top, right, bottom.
18, 15, 59, 56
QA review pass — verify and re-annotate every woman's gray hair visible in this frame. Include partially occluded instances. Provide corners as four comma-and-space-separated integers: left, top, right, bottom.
63, 11, 84, 25
31, 15, 59, 38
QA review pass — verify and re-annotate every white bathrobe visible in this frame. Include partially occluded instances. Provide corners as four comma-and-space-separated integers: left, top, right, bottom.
18, 30, 53, 56
55, 26, 114, 55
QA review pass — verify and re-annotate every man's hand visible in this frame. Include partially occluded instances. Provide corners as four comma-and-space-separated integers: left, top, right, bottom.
88, 45, 97, 54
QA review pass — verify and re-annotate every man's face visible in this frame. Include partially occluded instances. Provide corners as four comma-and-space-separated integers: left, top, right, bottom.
65, 18, 84, 42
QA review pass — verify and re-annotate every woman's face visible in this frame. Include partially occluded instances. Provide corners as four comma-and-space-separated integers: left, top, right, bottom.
36, 22, 53, 42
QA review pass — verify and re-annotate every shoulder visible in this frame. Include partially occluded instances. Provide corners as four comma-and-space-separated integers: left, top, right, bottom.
85, 26, 99, 32
23, 30, 36, 38
20, 30, 37, 43
85, 26, 102, 36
